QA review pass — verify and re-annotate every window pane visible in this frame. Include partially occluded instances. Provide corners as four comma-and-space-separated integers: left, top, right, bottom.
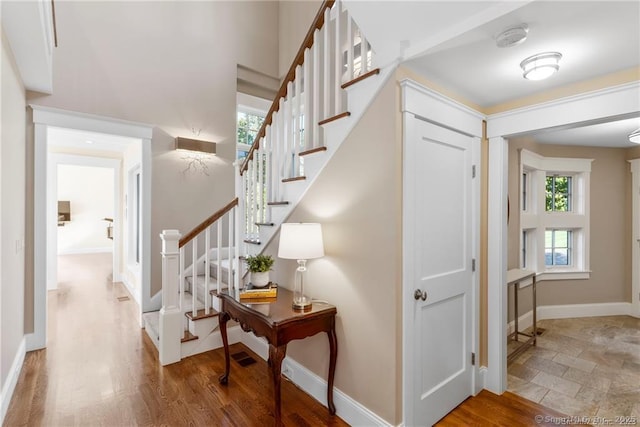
545, 229, 572, 266
545, 175, 572, 212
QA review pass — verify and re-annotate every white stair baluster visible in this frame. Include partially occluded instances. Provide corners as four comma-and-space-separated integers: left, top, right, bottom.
347, 16, 354, 83
227, 210, 232, 291
334, 0, 342, 112
253, 152, 259, 238
312, 29, 321, 148
257, 142, 264, 224
287, 81, 295, 178
362, 37, 369, 74
277, 98, 285, 195
233, 206, 240, 292
179, 246, 185, 315
323, 7, 331, 118
294, 65, 302, 175
303, 48, 312, 151
191, 237, 197, 318
205, 227, 210, 315
265, 125, 272, 214
217, 219, 222, 296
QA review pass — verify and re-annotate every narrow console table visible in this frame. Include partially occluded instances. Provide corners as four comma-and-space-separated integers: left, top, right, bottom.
507, 269, 537, 363
216, 287, 337, 426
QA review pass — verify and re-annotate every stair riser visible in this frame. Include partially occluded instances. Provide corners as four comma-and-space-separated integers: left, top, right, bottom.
188, 316, 220, 338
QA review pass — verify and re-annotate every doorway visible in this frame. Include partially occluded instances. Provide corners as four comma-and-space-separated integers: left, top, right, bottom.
29, 106, 153, 351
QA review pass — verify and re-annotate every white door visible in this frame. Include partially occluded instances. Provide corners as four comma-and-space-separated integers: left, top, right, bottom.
404, 116, 474, 426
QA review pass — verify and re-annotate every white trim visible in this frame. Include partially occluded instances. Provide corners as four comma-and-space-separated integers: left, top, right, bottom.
29, 105, 153, 351
508, 302, 634, 334
240, 334, 392, 427
400, 79, 484, 137
630, 159, 640, 318
487, 82, 640, 138
486, 136, 508, 394
536, 271, 590, 281
0, 337, 26, 424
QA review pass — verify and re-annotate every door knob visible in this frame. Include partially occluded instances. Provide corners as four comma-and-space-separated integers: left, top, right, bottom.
414, 289, 427, 301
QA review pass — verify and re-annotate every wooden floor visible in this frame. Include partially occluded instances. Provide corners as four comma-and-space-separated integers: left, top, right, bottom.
437, 390, 590, 427
3, 253, 347, 427
5, 253, 585, 426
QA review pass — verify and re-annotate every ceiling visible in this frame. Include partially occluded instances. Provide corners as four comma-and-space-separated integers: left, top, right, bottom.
48, 127, 139, 154
348, 0, 640, 148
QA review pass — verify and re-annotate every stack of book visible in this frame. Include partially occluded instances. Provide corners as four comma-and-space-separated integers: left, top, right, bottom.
239, 283, 278, 300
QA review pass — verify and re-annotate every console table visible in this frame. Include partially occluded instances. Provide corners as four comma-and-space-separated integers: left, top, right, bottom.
216, 287, 337, 426
507, 269, 537, 363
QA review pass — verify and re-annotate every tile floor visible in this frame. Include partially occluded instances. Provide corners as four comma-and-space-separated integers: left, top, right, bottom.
507, 316, 640, 419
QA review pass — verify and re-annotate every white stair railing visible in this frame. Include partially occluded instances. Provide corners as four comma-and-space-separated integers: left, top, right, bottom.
239, 0, 375, 249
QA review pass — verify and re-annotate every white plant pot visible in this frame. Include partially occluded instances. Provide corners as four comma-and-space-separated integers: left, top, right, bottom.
251, 271, 270, 288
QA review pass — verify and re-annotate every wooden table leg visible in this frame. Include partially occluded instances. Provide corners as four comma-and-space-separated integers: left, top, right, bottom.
218, 312, 231, 385
327, 327, 337, 415
268, 343, 287, 426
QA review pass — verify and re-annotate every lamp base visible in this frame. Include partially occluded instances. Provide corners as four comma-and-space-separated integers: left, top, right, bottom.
292, 300, 312, 311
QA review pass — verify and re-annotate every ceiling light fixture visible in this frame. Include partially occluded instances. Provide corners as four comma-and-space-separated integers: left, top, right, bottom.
629, 128, 640, 144
496, 24, 528, 48
520, 52, 562, 81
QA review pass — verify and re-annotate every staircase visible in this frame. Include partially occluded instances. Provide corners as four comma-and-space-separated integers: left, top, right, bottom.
144, 0, 395, 366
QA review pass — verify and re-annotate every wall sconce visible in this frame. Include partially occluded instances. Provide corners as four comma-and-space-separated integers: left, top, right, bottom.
175, 137, 216, 154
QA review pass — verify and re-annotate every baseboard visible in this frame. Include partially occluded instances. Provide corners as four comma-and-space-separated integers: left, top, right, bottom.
474, 366, 487, 395
58, 247, 113, 255
120, 275, 140, 306
1, 337, 26, 424
240, 334, 391, 427
508, 302, 634, 334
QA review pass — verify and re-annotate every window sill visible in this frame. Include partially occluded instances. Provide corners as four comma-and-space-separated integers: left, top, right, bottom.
537, 270, 591, 281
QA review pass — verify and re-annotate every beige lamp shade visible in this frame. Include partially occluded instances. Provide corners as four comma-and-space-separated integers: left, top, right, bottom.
278, 223, 324, 260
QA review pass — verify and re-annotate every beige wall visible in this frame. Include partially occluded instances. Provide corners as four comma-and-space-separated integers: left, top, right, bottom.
1, 28, 26, 386
278, 0, 322, 79
263, 77, 401, 425
507, 141, 631, 317
627, 145, 640, 159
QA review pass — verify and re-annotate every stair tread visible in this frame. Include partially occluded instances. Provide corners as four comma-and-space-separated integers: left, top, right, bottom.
341, 68, 381, 89
282, 176, 306, 183
319, 111, 350, 126
181, 330, 198, 343
256, 222, 275, 226
185, 308, 220, 321
185, 274, 229, 289
299, 146, 327, 157
244, 239, 261, 245
267, 201, 289, 206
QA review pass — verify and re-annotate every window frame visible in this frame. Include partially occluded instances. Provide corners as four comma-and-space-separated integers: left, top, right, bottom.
519, 149, 593, 281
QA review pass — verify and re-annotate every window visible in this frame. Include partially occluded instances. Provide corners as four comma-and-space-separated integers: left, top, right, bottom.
236, 111, 265, 160
519, 149, 593, 280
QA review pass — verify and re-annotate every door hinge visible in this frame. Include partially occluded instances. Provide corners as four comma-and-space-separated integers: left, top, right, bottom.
472, 258, 476, 272
471, 352, 476, 366
472, 165, 476, 178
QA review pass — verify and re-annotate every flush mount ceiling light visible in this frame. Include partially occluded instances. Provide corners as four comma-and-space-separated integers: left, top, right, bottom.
630, 128, 640, 144
496, 24, 528, 48
520, 52, 562, 81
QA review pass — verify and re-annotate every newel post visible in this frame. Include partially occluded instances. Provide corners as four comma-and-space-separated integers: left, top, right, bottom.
159, 229, 182, 365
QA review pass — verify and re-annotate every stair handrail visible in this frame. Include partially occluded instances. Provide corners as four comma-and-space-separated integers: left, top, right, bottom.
239, 0, 335, 176
179, 197, 239, 248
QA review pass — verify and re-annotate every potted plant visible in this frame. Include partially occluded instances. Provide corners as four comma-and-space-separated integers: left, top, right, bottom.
245, 254, 274, 288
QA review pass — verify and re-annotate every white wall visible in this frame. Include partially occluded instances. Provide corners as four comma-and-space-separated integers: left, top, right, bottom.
1, 26, 26, 420
57, 164, 114, 254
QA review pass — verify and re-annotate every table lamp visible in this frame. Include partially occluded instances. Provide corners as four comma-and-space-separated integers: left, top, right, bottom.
277, 223, 324, 310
